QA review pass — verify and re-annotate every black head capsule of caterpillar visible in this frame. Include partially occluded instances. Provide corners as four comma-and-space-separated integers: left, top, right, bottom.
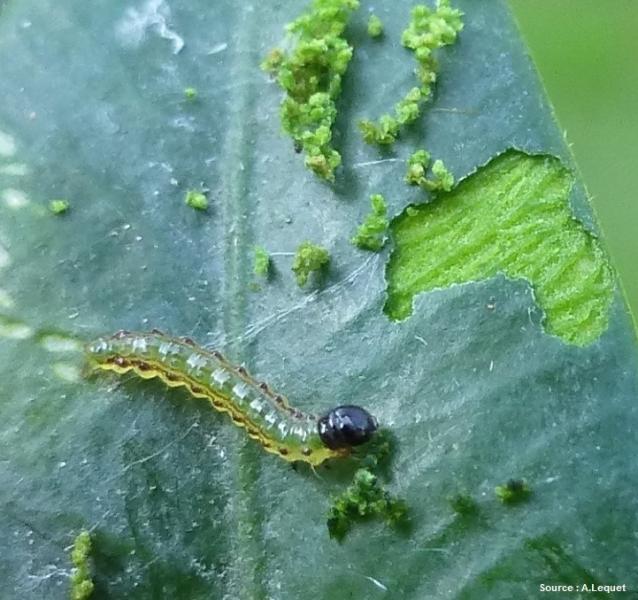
317, 405, 378, 450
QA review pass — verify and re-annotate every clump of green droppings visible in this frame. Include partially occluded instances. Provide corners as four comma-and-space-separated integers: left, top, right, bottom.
405, 149, 430, 183
430, 159, 454, 191
367, 14, 383, 38
253, 246, 271, 277
360, 0, 463, 146
292, 241, 330, 286
354, 428, 396, 477
261, 48, 285, 74
49, 199, 70, 215
328, 429, 406, 541
351, 194, 389, 251
394, 87, 423, 125
184, 87, 198, 100
449, 493, 479, 516
69, 530, 94, 600
495, 479, 531, 505
358, 114, 399, 146
406, 149, 454, 192
184, 190, 208, 211
401, 0, 464, 97
262, 0, 359, 181
327, 468, 408, 542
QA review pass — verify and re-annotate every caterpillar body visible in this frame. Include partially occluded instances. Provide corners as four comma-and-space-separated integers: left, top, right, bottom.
86, 330, 378, 466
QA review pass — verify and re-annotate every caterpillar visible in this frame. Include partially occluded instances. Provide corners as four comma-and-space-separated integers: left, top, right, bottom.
86, 330, 378, 466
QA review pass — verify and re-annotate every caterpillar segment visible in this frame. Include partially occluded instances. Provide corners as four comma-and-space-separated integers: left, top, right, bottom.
86, 330, 378, 466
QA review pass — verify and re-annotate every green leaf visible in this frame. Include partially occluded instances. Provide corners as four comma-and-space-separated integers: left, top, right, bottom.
1, 0, 636, 598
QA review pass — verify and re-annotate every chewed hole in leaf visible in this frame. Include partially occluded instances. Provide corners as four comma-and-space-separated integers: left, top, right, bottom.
384, 150, 614, 346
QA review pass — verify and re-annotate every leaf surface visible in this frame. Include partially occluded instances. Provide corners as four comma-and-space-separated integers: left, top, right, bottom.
0, 0, 636, 598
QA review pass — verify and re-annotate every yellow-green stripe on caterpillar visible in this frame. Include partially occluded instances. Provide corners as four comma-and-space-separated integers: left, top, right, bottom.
86, 330, 378, 466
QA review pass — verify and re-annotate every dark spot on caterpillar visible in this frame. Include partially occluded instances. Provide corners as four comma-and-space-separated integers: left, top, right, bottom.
318, 405, 378, 450
237, 366, 248, 376
302, 448, 313, 456
212, 350, 223, 360
278, 447, 289, 456
113, 330, 130, 339
136, 362, 151, 371
274, 395, 285, 405
191, 385, 204, 395
259, 382, 269, 392
164, 372, 179, 382
114, 357, 128, 367
181, 337, 195, 346
151, 328, 164, 335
